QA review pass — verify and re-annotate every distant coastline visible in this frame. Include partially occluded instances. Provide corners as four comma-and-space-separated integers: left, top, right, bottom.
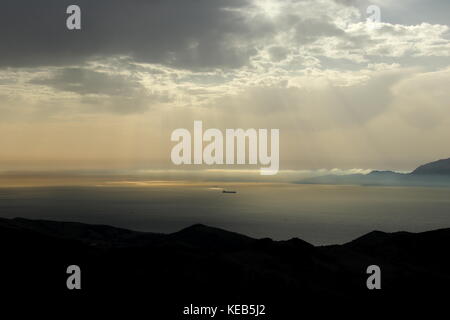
297, 157, 450, 187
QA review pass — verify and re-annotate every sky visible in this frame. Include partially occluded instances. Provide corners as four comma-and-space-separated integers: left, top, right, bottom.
0, 0, 449, 176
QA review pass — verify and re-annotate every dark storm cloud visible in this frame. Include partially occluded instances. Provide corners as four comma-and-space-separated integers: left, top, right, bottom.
0, 0, 354, 70
0, 0, 256, 69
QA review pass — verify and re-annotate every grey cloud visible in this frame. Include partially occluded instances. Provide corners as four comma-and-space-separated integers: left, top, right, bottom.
31, 68, 143, 96
369, 0, 450, 26
0, 0, 349, 70
27, 67, 171, 115
293, 19, 345, 44
268, 46, 290, 62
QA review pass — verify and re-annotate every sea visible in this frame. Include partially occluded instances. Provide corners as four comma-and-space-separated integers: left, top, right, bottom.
1, 182, 450, 245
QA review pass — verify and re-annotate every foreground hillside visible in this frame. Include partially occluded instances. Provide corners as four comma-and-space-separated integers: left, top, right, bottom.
1, 217, 449, 317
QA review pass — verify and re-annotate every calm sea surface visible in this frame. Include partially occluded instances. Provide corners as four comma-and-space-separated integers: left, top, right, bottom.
1, 183, 450, 245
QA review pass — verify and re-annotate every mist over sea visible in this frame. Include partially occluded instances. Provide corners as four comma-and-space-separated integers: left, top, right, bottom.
1, 183, 450, 245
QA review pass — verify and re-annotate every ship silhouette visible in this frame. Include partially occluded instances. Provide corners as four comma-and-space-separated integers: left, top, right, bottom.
222, 190, 237, 193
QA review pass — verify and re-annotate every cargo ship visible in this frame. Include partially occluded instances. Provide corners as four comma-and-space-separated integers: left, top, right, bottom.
222, 190, 237, 194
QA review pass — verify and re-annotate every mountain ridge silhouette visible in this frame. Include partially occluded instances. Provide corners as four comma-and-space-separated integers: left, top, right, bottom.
1, 216, 449, 317
298, 157, 450, 186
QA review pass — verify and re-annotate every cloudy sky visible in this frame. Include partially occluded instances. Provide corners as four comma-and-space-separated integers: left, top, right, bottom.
1, 0, 449, 175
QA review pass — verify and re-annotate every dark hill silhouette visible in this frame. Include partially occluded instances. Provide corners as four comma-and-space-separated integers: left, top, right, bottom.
298, 157, 450, 186
169, 223, 254, 250
0, 217, 449, 317
412, 157, 450, 175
